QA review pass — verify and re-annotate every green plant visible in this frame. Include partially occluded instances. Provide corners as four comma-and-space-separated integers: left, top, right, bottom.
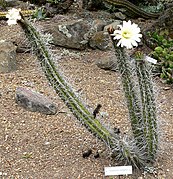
138, 2, 164, 13
0, 0, 7, 9
135, 55, 158, 160
149, 31, 173, 83
32, 7, 46, 20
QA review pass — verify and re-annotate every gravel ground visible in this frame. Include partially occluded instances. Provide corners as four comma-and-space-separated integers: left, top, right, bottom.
0, 9, 173, 179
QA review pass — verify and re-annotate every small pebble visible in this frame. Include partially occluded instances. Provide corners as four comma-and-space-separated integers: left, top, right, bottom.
163, 87, 171, 90
45, 141, 50, 145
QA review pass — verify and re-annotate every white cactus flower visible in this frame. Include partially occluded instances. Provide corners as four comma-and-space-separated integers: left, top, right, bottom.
6, 8, 21, 25
111, 20, 142, 49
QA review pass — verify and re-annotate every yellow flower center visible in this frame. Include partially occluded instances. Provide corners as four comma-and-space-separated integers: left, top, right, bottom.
122, 30, 132, 39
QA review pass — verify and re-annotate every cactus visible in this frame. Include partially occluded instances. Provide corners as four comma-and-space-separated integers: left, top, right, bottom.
110, 39, 147, 151
15, 14, 148, 168
109, 31, 158, 163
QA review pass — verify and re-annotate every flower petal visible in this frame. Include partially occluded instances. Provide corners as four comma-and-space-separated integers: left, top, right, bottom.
111, 20, 142, 49
6, 8, 21, 25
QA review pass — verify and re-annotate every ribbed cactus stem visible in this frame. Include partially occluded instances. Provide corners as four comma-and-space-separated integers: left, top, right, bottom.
16, 14, 147, 168
110, 38, 146, 150
135, 59, 158, 160
18, 17, 113, 144
110, 33, 158, 162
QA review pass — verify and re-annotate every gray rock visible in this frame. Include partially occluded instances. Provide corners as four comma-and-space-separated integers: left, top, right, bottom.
95, 55, 118, 71
89, 31, 112, 51
91, 19, 107, 32
47, 20, 91, 50
0, 40, 17, 73
16, 87, 57, 115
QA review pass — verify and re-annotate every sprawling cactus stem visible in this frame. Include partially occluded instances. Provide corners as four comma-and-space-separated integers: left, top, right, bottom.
18, 17, 113, 144
16, 14, 146, 168
135, 59, 158, 160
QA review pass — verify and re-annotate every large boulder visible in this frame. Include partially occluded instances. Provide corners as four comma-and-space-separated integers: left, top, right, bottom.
46, 20, 91, 50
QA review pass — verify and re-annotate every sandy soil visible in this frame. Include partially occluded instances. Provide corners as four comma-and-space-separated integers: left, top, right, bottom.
0, 5, 173, 179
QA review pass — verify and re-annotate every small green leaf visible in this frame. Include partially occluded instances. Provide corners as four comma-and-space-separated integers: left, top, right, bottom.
154, 46, 163, 54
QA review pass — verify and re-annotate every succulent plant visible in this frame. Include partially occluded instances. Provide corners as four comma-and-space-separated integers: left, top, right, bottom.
149, 31, 173, 83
